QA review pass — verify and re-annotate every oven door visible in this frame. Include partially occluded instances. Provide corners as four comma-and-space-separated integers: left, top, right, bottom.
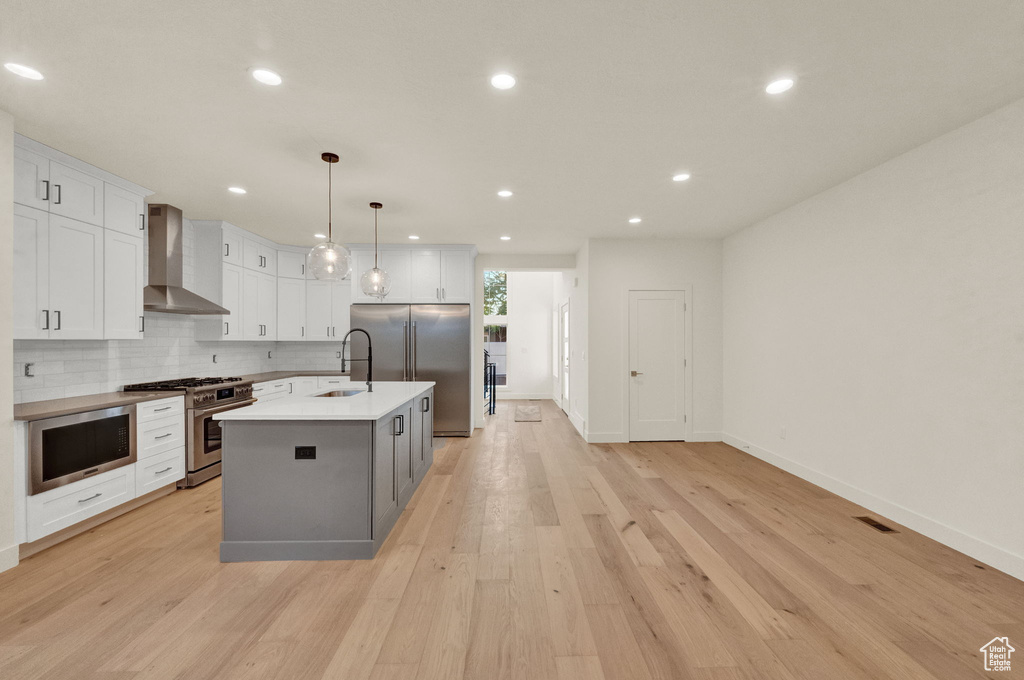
188, 399, 256, 472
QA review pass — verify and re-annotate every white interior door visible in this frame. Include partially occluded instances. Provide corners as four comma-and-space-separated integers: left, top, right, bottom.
559, 302, 570, 414
628, 290, 686, 441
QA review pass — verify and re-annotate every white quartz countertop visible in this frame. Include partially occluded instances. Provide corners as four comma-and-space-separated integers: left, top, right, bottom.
216, 381, 435, 421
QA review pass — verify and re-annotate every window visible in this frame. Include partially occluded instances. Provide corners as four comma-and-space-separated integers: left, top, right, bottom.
483, 271, 508, 386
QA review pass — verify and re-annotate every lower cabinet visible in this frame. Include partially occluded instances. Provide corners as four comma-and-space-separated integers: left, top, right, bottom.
26, 466, 135, 542
373, 391, 432, 538
413, 388, 434, 485
373, 414, 399, 535
136, 448, 185, 496
287, 377, 319, 397
253, 380, 289, 402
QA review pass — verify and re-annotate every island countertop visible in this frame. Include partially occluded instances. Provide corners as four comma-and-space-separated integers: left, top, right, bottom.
217, 381, 436, 421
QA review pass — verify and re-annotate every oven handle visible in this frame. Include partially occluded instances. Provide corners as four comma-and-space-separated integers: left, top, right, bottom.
193, 398, 258, 416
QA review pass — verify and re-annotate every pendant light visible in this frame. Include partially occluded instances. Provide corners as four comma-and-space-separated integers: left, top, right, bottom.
307, 152, 352, 281
359, 202, 392, 299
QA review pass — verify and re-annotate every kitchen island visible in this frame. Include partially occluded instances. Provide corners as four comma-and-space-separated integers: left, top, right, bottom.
216, 381, 435, 562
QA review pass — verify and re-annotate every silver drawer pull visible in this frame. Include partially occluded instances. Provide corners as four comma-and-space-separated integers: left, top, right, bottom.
153, 406, 173, 412
155, 433, 173, 439
78, 493, 102, 503
155, 467, 173, 474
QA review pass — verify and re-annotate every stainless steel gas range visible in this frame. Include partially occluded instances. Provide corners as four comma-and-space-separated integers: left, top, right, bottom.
123, 377, 254, 487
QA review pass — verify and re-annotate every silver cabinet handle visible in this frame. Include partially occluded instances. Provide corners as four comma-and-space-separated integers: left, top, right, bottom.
224, 321, 229, 336
139, 315, 145, 333
274, 383, 284, 388
78, 492, 102, 504
155, 433, 173, 439
41, 180, 49, 201
154, 406, 172, 412
138, 213, 145, 231
301, 326, 304, 337
155, 466, 173, 474
54, 310, 61, 331
224, 243, 230, 257
422, 396, 430, 412
630, 370, 643, 377
394, 414, 404, 436
42, 309, 49, 330
436, 288, 440, 300
442, 287, 446, 300
54, 184, 62, 204
332, 326, 336, 337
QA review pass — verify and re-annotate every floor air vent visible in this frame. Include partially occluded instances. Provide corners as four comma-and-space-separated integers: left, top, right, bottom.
855, 516, 897, 533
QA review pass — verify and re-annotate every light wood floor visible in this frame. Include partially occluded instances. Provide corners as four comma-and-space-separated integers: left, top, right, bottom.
1, 400, 1021, 680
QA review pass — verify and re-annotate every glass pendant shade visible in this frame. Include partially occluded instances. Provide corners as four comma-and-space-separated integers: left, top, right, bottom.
308, 240, 351, 281
360, 266, 392, 299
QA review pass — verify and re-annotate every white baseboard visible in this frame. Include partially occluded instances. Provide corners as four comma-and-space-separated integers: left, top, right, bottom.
497, 393, 555, 400
0, 543, 18, 574
586, 431, 626, 444
688, 432, 722, 442
722, 433, 1024, 581
569, 411, 587, 440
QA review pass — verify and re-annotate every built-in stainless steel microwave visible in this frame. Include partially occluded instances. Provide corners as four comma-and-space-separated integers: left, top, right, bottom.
29, 405, 137, 495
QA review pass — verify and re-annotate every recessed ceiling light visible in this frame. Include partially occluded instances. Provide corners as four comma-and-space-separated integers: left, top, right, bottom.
765, 78, 794, 94
408, 235, 420, 240
314, 233, 327, 239
228, 187, 247, 194
497, 190, 513, 198
4, 63, 43, 80
672, 173, 691, 182
628, 217, 642, 224
500, 236, 512, 241
251, 68, 282, 86
490, 73, 516, 90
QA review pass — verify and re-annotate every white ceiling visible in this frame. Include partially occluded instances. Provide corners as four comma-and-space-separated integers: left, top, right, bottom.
3, 1, 1024, 254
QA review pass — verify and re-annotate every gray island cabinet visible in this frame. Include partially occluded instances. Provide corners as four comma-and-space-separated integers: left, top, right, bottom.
217, 381, 435, 562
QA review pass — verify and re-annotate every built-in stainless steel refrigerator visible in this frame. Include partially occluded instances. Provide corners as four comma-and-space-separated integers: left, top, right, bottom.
349, 304, 472, 436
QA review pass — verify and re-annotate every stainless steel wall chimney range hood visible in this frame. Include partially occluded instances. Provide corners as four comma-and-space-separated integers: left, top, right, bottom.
143, 204, 229, 315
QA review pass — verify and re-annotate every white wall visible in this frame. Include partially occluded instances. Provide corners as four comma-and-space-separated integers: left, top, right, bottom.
723, 98, 1024, 579
1, 111, 17, 572
569, 243, 589, 437
502, 272, 557, 399
586, 238, 723, 443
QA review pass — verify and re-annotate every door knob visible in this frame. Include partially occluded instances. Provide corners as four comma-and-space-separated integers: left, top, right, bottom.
630, 370, 643, 377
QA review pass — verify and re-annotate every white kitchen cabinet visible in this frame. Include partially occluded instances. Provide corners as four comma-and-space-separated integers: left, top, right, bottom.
277, 277, 306, 341
222, 229, 243, 266
243, 238, 277, 275
277, 249, 307, 279
26, 465, 135, 542
440, 249, 473, 303
410, 250, 442, 303
241, 270, 277, 341
48, 161, 105, 226
253, 380, 289, 402
287, 377, 319, 397
135, 448, 185, 497
13, 145, 50, 211
305, 280, 350, 340
318, 376, 351, 389
14, 206, 106, 341
351, 250, 411, 303
104, 184, 146, 236
13, 205, 50, 339
103, 230, 145, 339
221, 263, 243, 339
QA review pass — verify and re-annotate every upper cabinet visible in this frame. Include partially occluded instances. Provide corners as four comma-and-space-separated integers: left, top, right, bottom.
349, 245, 475, 304
222, 229, 243, 266
12, 135, 152, 341
277, 249, 307, 279
243, 238, 277, 275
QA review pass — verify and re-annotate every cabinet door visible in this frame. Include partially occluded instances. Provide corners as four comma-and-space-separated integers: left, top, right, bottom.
221, 263, 243, 339
104, 184, 145, 236
48, 216, 104, 339
277, 277, 306, 341
260, 244, 277, 276
103, 231, 144, 339
381, 250, 411, 302
409, 250, 442, 303
277, 250, 306, 279
13, 146, 50, 210
305, 280, 333, 341
395, 404, 414, 508
49, 162, 104, 226
258, 272, 277, 340
242, 238, 261, 271
331, 281, 351, 339
241, 269, 262, 340
13, 205, 50, 339
223, 230, 243, 266
349, 250, 378, 303
373, 416, 398, 531
440, 250, 473, 303
416, 390, 434, 483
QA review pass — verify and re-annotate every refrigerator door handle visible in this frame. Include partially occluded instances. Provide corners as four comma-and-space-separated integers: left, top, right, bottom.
402, 321, 409, 381
411, 321, 417, 380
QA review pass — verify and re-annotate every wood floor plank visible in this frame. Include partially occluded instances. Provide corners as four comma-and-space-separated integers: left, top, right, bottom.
555, 655, 607, 680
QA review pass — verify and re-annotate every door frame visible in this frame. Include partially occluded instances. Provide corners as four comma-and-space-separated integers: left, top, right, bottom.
559, 300, 570, 415
625, 288, 693, 442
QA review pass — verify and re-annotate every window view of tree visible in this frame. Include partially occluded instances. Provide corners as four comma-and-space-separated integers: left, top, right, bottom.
483, 271, 508, 386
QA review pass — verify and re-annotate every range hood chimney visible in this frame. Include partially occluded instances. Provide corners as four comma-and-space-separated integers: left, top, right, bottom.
143, 204, 229, 315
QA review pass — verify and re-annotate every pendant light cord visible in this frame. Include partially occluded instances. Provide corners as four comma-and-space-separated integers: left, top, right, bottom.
327, 161, 333, 242
374, 206, 379, 269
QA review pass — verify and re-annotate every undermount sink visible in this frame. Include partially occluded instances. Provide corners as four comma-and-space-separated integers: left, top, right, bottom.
316, 389, 366, 398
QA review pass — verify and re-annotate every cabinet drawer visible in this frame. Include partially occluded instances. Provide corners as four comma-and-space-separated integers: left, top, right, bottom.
138, 413, 185, 459
138, 396, 184, 423
317, 376, 351, 388
253, 380, 289, 398
136, 448, 184, 496
26, 465, 135, 542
